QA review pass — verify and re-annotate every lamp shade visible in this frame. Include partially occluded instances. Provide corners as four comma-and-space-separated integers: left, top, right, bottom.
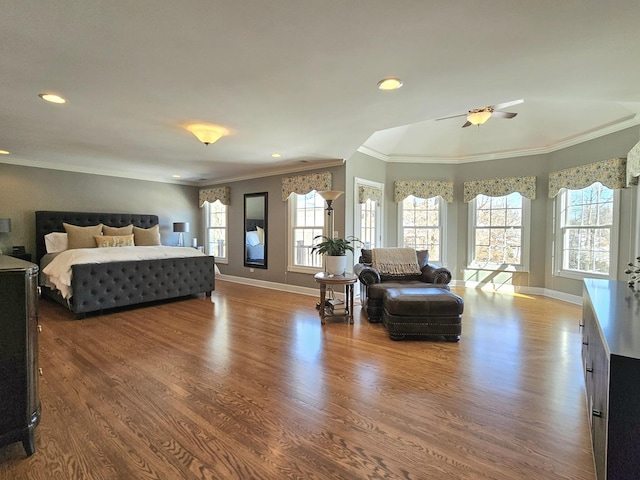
317, 190, 343, 202
173, 222, 190, 233
0, 218, 11, 233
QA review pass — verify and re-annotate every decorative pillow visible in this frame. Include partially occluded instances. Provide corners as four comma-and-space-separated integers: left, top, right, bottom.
44, 232, 69, 253
63, 223, 103, 249
360, 249, 372, 264
103, 224, 134, 236
256, 225, 264, 244
246, 230, 260, 246
94, 234, 135, 248
133, 225, 161, 246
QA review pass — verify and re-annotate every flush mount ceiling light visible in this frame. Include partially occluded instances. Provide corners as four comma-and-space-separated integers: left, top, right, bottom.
271, 153, 282, 158
0, 150, 9, 155
186, 123, 229, 145
377, 78, 403, 90
38, 93, 67, 104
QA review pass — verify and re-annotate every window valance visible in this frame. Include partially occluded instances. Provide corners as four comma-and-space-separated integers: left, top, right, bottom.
358, 185, 383, 204
281, 171, 332, 201
393, 180, 454, 203
463, 176, 536, 203
548, 158, 626, 198
627, 142, 640, 187
199, 186, 230, 207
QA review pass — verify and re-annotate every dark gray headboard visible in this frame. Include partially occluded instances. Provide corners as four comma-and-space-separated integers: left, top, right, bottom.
246, 219, 264, 232
35, 211, 159, 263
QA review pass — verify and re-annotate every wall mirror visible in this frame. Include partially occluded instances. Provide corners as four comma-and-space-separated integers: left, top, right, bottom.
244, 192, 268, 269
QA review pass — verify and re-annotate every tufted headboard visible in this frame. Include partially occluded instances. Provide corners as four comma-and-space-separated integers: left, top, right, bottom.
35, 211, 159, 263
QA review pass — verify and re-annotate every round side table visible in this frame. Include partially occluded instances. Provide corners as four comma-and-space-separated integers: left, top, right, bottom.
314, 272, 358, 325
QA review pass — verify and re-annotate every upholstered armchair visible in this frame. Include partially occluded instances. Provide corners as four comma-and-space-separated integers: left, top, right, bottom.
354, 248, 452, 322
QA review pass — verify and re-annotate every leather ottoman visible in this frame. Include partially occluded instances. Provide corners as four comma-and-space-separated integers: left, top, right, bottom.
382, 287, 463, 341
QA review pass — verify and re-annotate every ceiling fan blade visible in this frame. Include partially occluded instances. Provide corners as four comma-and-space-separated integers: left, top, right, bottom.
436, 113, 467, 121
490, 99, 524, 111
462, 121, 472, 128
491, 111, 517, 119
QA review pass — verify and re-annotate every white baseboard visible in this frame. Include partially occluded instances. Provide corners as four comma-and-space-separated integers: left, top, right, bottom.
217, 273, 348, 301
451, 279, 582, 305
218, 275, 582, 306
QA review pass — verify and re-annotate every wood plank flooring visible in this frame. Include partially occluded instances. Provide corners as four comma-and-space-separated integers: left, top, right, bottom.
0, 282, 595, 480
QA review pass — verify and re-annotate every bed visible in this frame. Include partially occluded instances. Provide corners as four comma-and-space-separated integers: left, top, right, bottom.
245, 218, 265, 263
35, 211, 215, 317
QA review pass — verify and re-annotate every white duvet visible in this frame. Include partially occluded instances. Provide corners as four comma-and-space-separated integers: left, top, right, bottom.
42, 246, 206, 300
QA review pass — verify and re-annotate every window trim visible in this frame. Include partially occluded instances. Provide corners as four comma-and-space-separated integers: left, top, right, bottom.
553, 185, 620, 281
467, 193, 531, 272
397, 195, 446, 265
287, 191, 324, 275
204, 200, 228, 264
353, 177, 384, 250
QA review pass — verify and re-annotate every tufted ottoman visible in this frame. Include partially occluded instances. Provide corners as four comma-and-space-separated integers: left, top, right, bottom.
382, 287, 463, 341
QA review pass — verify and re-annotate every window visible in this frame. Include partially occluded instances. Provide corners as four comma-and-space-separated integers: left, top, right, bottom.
555, 182, 618, 278
399, 195, 444, 262
359, 199, 378, 249
468, 193, 529, 270
288, 191, 324, 272
205, 200, 228, 262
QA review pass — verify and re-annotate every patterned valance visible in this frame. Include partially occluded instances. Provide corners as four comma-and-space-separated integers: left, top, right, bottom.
627, 142, 640, 187
281, 171, 332, 201
199, 186, 230, 207
393, 180, 454, 203
358, 185, 383, 204
463, 176, 536, 203
548, 158, 626, 198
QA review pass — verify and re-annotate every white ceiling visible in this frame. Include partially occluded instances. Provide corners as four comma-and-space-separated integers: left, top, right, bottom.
2, 1, 640, 185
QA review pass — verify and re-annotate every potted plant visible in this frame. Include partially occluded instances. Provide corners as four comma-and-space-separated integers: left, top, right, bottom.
311, 235, 361, 275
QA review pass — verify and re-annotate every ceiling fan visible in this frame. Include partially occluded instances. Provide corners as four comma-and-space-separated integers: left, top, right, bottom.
437, 99, 524, 128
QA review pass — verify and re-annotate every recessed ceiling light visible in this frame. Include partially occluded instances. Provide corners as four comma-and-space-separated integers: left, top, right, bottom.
377, 78, 403, 90
0, 150, 9, 155
38, 93, 67, 104
172, 174, 181, 179
271, 153, 282, 158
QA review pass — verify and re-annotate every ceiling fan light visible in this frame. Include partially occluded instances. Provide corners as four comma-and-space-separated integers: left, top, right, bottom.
377, 78, 403, 90
467, 110, 492, 125
186, 123, 229, 145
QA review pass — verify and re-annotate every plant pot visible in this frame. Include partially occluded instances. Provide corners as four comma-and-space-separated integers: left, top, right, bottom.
325, 255, 347, 276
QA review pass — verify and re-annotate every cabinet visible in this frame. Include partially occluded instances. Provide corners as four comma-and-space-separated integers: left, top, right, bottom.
582, 279, 640, 480
0, 256, 40, 456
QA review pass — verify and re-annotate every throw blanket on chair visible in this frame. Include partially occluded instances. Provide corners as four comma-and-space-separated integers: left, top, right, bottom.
372, 248, 421, 276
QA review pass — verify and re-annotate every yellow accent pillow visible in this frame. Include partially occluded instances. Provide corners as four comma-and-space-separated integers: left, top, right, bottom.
256, 225, 264, 244
103, 224, 134, 235
63, 223, 103, 249
133, 225, 161, 246
94, 234, 135, 248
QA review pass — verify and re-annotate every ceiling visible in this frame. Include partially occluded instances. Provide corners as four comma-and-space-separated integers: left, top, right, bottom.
2, 1, 640, 186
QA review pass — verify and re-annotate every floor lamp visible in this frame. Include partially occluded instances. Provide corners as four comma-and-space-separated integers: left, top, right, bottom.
317, 190, 343, 239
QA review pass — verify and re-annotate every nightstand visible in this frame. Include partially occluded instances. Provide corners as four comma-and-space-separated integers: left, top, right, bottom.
10, 252, 32, 262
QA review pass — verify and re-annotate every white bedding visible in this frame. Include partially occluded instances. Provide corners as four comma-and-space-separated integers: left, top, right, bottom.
42, 246, 206, 300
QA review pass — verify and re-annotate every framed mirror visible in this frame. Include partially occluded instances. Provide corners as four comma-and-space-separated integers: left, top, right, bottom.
244, 192, 268, 269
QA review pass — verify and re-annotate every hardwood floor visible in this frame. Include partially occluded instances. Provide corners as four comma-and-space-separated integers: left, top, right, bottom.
0, 281, 595, 480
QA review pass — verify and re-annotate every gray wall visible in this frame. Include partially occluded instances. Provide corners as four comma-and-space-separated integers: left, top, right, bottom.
205, 164, 346, 290
347, 126, 640, 296
2, 124, 637, 298
0, 163, 200, 257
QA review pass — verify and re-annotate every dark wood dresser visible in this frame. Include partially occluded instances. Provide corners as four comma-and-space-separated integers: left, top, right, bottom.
0, 256, 40, 456
582, 279, 640, 480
